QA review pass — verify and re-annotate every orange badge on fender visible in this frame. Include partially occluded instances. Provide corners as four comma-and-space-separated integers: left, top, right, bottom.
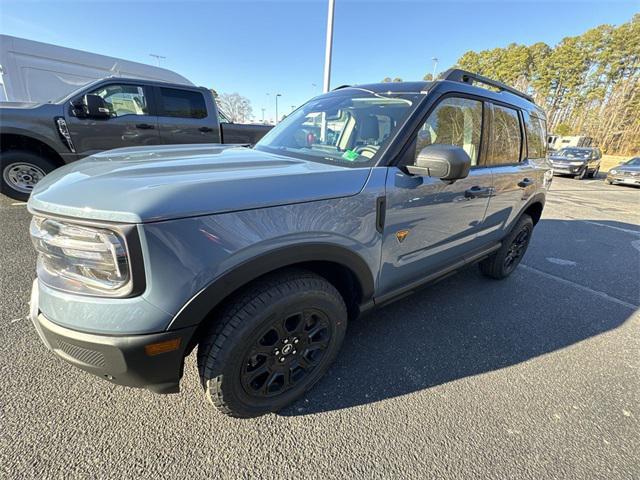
395, 229, 409, 243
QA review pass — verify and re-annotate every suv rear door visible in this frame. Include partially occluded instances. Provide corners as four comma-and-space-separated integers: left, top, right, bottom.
155, 86, 221, 144
65, 81, 160, 156
379, 95, 494, 297
480, 104, 543, 243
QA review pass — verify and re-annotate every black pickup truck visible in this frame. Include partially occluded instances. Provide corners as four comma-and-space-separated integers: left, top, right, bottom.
0, 77, 272, 200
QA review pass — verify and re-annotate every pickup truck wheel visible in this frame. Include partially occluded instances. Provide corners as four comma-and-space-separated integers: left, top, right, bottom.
480, 214, 533, 280
197, 269, 347, 418
1, 151, 56, 201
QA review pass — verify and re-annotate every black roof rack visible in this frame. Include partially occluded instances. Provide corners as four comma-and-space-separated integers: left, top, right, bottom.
439, 68, 534, 103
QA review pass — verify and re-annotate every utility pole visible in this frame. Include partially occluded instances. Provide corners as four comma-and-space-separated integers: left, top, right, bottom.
149, 53, 166, 66
275, 93, 282, 123
291, 105, 296, 112
432, 57, 439, 79
261, 108, 266, 123
322, 0, 335, 93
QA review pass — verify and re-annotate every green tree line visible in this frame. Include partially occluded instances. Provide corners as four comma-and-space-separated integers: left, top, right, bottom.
455, 14, 639, 155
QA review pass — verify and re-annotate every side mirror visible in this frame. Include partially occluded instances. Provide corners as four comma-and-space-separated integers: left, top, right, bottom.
76, 94, 110, 119
406, 144, 471, 181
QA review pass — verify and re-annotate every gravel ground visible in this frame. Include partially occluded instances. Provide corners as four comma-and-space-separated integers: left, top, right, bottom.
1, 175, 638, 479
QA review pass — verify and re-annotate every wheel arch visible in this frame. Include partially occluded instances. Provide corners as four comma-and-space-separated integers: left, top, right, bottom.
0, 131, 66, 168
522, 194, 545, 225
168, 243, 376, 336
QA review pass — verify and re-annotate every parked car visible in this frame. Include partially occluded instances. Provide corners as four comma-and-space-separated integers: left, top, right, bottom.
27, 69, 551, 418
549, 146, 602, 179
0, 77, 272, 200
606, 157, 640, 186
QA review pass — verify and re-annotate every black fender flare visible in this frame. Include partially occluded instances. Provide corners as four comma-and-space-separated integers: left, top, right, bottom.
168, 243, 375, 331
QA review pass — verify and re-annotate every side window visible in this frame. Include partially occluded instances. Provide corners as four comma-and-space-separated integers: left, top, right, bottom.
416, 97, 483, 165
524, 112, 547, 159
489, 105, 522, 164
89, 84, 148, 117
158, 88, 207, 119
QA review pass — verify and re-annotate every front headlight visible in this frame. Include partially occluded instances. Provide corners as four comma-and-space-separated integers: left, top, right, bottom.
570, 161, 585, 166
30, 216, 132, 297
610, 170, 618, 175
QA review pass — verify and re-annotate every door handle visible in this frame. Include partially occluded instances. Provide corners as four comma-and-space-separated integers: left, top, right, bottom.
464, 186, 491, 199
518, 178, 534, 188
136, 123, 155, 130
199, 126, 214, 132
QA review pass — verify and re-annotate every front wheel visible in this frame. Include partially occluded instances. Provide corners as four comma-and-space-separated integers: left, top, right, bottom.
1, 150, 56, 201
480, 214, 533, 280
575, 166, 588, 180
197, 269, 347, 418
588, 167, 599, 179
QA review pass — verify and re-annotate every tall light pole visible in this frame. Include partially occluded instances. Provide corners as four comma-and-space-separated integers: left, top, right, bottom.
291, 105, 296, 112
261, 108, 266, 123
149, 53, 166, 66
432, 57, 439, 79
322, 0, 335, 93
275, 93, 282, 123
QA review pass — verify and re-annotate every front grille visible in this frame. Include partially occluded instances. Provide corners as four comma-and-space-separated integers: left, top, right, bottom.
56, 339, 106, 367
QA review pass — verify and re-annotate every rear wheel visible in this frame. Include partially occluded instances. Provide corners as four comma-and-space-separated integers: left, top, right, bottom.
480, 214, 533, 280
1, 150, 56, 201
197, 269, 347, 418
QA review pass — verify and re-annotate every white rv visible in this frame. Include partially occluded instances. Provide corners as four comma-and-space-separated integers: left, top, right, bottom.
0, 35, 193, 103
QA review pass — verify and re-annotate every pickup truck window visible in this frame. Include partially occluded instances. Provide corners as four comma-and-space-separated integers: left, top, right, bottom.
158, 88, 207, 119
416, 97, 482, 166
255, 90, 421, 167
88, 84, 148, 117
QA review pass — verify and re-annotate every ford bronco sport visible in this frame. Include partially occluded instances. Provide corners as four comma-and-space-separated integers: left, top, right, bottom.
28, 69, 551, 417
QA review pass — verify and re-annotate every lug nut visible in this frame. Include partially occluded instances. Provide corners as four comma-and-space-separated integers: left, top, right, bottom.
279, 357, 285, 363
283, 339, 289, 344
274, 350, 280, 355
292, 350, 297, 354
293, 338, 299, 344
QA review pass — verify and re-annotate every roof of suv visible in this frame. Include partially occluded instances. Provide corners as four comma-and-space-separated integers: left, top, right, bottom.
336, 69, 545, 117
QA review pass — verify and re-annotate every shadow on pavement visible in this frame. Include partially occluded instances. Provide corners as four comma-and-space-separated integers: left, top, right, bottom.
281, 218, 639, 416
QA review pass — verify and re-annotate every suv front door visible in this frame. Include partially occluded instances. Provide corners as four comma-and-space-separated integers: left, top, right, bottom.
379, 96, 493, 297
66, 82, 160, 156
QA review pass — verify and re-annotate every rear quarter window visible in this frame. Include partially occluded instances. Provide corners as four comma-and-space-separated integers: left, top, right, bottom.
524, 112, 547, 159
158, 88, 207, 119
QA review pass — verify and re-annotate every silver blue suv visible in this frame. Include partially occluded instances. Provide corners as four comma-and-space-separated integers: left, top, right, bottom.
28, 70, 552, 417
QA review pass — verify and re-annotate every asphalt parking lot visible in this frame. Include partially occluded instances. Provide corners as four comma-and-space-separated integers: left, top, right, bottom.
1, 175, 638, 479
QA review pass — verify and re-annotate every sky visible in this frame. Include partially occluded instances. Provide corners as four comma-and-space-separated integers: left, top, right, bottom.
1, 0, 638, 122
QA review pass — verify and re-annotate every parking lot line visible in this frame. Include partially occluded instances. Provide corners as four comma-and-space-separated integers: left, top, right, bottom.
520, 264, 638, 310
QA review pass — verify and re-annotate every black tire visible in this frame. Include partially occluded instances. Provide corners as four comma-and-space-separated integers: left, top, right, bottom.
605, 179, 613, 185
1, 150, 57, 201
197, 269, 347, 418
588, 167, 599, 179
480, 214, 534, 280
575, 166, 588, 180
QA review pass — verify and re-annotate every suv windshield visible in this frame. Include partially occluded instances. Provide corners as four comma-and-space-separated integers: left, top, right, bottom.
255, 89, 422, 167
556, 148, 591, 159
625, 157, 640, 166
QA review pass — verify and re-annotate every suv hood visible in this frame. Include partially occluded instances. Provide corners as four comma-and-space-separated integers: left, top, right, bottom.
0, 101, 42, 109
28, 144, 372, 223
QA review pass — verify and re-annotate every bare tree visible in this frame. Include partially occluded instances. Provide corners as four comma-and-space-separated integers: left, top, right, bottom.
217, 93, 254, 123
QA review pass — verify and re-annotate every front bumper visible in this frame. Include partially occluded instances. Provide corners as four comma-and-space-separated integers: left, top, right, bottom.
551, 163, 586, 175
607, 174, 640, 186
30, 280, 197, 394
